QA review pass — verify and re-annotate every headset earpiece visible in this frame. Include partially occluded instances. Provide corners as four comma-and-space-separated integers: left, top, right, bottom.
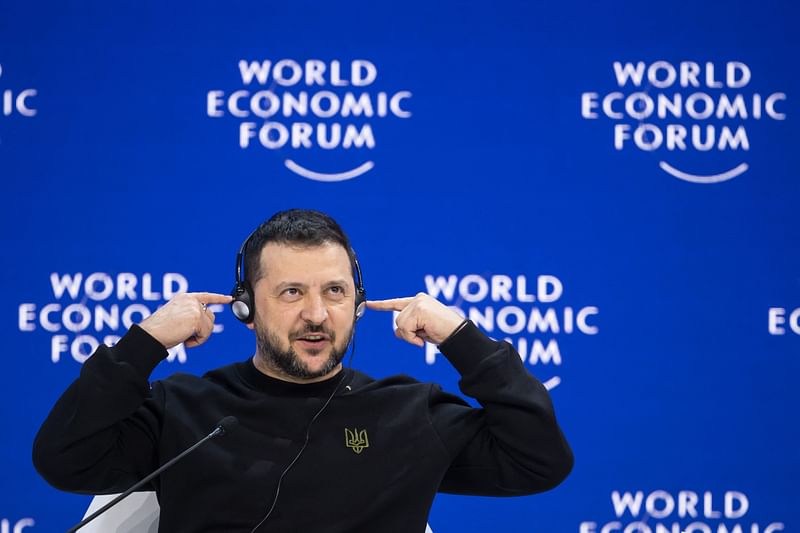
352, 253, 366, 321
354, 287, 366, 320
231, 228, 258, 324
230, 281, 255, 323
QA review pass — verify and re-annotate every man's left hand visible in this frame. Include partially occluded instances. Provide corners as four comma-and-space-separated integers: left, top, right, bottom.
366, 293, 464, 347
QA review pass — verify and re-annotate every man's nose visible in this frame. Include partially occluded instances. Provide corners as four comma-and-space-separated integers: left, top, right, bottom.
300, 293, 328, 324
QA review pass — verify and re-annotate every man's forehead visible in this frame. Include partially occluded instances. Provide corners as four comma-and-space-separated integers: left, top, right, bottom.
258, 242, 351, 278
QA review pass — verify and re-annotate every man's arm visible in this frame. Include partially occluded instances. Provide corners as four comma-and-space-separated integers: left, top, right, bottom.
366, 293, 573, 496
431, 320, 573, 495
32, 325, 168, 493
32, 292, 230, 494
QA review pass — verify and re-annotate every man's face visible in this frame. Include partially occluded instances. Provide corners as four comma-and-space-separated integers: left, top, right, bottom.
248, 241, 356, 382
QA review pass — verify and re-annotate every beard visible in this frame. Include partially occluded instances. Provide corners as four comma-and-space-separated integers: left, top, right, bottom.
254, 320, 352, 380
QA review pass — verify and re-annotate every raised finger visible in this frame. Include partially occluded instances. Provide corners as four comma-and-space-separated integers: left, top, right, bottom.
192, 292, 234, 305
366, 297, 414, 312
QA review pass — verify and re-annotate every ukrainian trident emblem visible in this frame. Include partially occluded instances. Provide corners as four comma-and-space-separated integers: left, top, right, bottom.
344, 428, 369, 454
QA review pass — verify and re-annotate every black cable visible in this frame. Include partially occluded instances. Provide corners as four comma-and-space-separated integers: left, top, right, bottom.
346, 329, 357, 370
249, 368, 348, 532
250, 317, 360, 531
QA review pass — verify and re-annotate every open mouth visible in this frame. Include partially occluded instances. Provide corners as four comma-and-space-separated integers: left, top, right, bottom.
298, 334, 327, 342
294, 334, 331, 350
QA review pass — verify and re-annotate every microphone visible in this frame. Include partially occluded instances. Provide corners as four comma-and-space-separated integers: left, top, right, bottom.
65, 416, 239, 533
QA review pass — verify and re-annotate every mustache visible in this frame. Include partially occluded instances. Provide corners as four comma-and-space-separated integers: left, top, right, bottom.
290, 324, 336, 340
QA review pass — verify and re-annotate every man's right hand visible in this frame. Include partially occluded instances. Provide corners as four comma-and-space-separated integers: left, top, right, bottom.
139, 292, 233, 349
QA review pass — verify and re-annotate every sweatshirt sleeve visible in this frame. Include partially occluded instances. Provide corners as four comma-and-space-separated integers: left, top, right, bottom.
32, 325, 169, 494
429, 321, 573, 496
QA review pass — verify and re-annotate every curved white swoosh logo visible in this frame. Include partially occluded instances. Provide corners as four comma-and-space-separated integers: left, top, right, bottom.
543, 376, 561, 391
285, 159, 375, 182
659, 161, 749, 184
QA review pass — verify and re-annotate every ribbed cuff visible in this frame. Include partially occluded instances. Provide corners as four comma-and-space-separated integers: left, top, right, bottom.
438, 320, 500, 377
110, 324, 169, 378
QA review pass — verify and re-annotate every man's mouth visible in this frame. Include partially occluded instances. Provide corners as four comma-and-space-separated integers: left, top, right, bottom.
294, 333, 331, 348
299, 334, 327, 341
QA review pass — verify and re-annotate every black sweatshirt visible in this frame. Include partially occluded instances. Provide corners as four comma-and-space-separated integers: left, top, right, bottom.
33, 321, 573, 533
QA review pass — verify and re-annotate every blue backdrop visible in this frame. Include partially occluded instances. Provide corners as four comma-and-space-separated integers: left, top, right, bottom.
1, 1, 797, 531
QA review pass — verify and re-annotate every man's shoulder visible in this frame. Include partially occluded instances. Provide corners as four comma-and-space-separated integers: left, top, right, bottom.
347, 370, 470, 412
155, 359, 246, 392
349, 369, 434, 395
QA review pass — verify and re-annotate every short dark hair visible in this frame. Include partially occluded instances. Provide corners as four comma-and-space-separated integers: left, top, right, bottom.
244, 209, 356, 284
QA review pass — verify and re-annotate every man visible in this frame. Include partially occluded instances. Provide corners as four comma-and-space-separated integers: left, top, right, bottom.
33, 209, 573, 532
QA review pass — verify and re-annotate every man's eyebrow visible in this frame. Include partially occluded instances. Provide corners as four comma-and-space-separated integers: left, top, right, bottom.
323, 278, 350, 287
274, 281, 308, 291
272, 280, 350, 291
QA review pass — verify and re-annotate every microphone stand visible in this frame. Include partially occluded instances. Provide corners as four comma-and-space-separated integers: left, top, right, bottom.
65, 423, 229, 533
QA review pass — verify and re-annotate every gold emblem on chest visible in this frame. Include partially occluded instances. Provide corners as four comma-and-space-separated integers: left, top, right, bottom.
344, 428, 369, 454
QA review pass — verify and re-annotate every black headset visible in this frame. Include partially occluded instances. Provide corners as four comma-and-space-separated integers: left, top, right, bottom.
230, 229, 367, 323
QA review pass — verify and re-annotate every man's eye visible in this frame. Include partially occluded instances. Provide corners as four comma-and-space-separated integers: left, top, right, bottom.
328, 286, 344, 295
283, 288, 300, 296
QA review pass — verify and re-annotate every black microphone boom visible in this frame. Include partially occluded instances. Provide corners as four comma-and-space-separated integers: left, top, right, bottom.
65, 416, 238, 533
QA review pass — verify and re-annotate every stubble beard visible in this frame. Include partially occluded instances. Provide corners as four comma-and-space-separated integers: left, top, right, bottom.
254, 320, 352, 380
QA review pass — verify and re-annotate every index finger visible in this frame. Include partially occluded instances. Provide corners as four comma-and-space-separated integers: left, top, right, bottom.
191, 292, 234, 304
366, 297, 415, 312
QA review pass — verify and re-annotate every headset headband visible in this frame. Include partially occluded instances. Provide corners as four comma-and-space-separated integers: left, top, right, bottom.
230, 228, 366, 323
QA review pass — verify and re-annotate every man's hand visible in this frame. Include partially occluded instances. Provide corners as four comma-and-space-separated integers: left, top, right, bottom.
366, 293, 465, 347
139, 292, 233, 349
